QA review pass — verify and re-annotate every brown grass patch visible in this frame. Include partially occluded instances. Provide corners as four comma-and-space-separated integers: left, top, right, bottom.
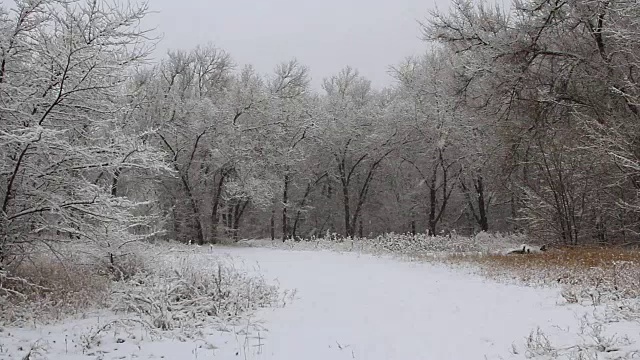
462, 246, 640, 269
1, 256, 111, 324
445, 247, 640, 303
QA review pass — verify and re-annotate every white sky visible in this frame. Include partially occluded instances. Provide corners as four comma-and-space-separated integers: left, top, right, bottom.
143, 0, 449, 90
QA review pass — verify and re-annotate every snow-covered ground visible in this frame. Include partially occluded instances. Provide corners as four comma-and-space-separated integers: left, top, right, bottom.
2, 246, 639, 359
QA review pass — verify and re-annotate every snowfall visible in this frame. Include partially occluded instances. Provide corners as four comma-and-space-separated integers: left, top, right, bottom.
2, 245, 639, 359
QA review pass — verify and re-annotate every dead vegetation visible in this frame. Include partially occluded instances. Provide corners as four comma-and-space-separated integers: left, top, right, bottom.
446, 246, 640, 304
1, 242, 281, 333
1, 253, 117, 325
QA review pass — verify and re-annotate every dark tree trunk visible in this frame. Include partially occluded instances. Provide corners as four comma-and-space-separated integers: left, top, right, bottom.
291, 173, 327, 239
510, 194, 519, 231
225, 205, 233, 233
0, 222, 6, 270
475, 175, 489, 232
232, 200, 249, 241
335, 139, 394, 238
2, 143, 32, 216
111, 168, 121, 197
0, 58, 6, 84
210, 172, 226, 244
282, 173, 289, 242
340, 149, 393, 238
157, 133, 206, 245
291, 183, 311, 239
270, 207, 276, 241
460, 173, 490, 232
341, 177, 352, 237
181, 176, 204, 245
426, 150, 455, 236
428, 175, 438, 236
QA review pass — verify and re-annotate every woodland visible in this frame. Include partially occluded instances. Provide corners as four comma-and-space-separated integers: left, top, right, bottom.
1, 0, 639, 268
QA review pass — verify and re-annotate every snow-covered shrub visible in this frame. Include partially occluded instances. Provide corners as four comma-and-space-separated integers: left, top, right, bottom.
366, 231, 526, 255
603, 298, 640, 324
95, 252, 148, 282
1, 241, 280, 330
525, 327, 556, 358
243, 231, 526, 257
111, 250, 279, 331
523, 314, 638, 360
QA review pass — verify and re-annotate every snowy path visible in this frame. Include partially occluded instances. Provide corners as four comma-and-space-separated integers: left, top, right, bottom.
1, 247, 593, 360
215, 247, 582, 360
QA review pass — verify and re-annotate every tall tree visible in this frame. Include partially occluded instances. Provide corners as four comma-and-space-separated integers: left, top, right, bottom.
393, 51, 464, 235
265, 59, 312, 241
317, 67, 399, 237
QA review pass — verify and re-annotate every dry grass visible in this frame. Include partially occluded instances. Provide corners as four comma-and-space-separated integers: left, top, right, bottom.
470, 246, 640, 268
446, 246, 640, 303
1, 256, 112, 324
1, 242, 282, 331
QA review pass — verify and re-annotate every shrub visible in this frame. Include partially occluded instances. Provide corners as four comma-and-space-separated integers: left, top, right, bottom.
110, 247, 279, 331
0, 254, 110, 325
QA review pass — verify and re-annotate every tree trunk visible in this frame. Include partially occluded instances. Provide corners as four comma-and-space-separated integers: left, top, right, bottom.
270, 207, 276, 241
427, 150, 455, 236
342, 179, 352, 237
232, 200, 249, 242
510, 193, 519, 231
428, 176, 438, 236
291, 183, 311, 239
210, 173, 226, 244
2, 143, 32, 216
180, 176, 204, 245
282, 173, 289, 242
0, 221, 6, 270
111, 168, 121, 197
225, 205, 233, 236
475, 175, 489, 232
292, 174, 328, 239
461, 174, 489, 233
344, 151, 392, 238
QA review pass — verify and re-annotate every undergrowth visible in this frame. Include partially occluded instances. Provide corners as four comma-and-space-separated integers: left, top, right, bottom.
111, 250, 279, 331
446, 247, 640, 305
0, 241, 280, 331
242, 231, 527, 256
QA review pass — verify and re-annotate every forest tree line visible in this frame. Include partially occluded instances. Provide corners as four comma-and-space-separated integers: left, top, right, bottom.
1, 0, 639, 266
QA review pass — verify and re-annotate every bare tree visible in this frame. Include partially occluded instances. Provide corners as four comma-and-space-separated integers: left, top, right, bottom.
422, 0, 640, 243
316, 68, 399, 237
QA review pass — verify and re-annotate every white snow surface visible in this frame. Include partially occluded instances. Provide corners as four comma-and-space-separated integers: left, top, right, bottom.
2, 246, 638, 359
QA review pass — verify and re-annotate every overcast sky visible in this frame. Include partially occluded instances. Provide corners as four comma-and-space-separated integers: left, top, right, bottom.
143, 0, 449, 90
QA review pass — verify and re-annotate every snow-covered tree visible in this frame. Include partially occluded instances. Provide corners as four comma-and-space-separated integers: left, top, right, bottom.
263, 59, 313, 241
393, 50, 467, 235
315, 67, 400, 237
423, 0, 640, 244
0, 0, 168, 268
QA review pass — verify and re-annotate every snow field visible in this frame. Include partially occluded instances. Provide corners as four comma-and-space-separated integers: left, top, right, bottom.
2, 244, 640, 359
